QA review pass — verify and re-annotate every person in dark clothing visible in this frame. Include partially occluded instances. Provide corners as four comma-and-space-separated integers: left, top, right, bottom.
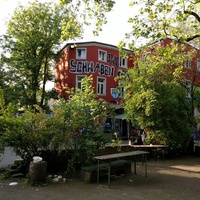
133, 131, 143, 145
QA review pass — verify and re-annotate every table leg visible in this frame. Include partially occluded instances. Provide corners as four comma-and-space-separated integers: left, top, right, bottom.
144, 155, 147, 177
162, 148, 165, 161
108, 161, 111, 188
97, 160, 100, 185
134, 159, 136, 175
155, 148, 158, 161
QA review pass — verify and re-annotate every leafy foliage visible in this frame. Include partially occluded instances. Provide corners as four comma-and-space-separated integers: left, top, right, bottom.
59, 0, 115, 35
115, 0, 200, 152
56, 76, 112, 167
0, 1, 82, 107
0, 77, 111, 173
122, 44, 192, 151
125, 0, 200, 48
0, 88, 6, 153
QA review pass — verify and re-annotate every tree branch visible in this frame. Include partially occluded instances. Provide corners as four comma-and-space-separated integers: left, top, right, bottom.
184, 10, 200, 22
186, 34, 200, 42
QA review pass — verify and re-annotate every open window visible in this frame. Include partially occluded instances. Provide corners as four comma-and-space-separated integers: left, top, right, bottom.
76, 48, 87, 59
98, 49, 107, 62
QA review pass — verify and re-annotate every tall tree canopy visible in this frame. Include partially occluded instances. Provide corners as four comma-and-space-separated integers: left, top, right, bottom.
0, 0, 115, 107
59, 0, 115, 35
0, 1, 82, 107
122, 45, 192, 149
123, 0, 200, 48
117, 0, 200, 151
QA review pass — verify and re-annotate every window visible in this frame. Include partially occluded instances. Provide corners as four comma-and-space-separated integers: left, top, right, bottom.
119, 57, 127, 68
142, 52, 151, 65
197, 59, 200, 71
76, 75, 86, 91
185, 80, 192, 98
97, 77, 106, 95
142, 52, 151, 62
184, 59, 191, 69
118, 80, 125, 98
76, 48, 86, 59
98, 50, 107, 62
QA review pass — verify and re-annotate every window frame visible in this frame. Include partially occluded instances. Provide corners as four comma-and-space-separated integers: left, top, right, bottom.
98, 49, 107, 62
184, 59, 191, 69
142, 52, 151, 62
119, 57, 128, 68
97, 77, 106, 96
76, 75, 86, 92
141, 52, 151, 66
185, 80, 192, 98
76, 48, 87, 59
118, 80, 125, 98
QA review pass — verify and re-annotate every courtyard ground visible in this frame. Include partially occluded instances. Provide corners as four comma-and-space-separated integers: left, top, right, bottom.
0, 155, 200, 200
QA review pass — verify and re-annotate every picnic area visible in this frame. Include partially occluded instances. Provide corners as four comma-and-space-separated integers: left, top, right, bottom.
0, 154, 200, 200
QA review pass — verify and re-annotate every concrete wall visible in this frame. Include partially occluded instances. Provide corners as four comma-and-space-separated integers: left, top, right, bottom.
0, 147, 21, 168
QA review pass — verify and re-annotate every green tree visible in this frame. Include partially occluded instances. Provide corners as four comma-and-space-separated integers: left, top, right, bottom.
121, 43, 192, 151
175, 9, 200, 48
0, 88, 6, 153
114, 0, 200, 153
0, 0, 115, 107
56, 76, 112, 167
59, 0, 115, 35
0, 1, 82, 107
125, 0, 200, 47
0, 76, 111, 172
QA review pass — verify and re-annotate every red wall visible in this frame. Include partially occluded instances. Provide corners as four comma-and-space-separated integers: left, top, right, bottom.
161, 38, 200, 86
55, 39, 200, 104
55, 42, 133, 104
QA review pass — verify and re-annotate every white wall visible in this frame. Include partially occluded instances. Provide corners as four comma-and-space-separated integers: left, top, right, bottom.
0, 147, 21, 168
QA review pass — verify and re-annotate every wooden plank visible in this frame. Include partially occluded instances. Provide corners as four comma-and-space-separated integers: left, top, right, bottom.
94, 150, 149, 160
81, 159, 131, 172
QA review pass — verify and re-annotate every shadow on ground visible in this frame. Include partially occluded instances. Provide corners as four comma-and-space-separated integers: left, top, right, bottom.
0, 155, 200, 200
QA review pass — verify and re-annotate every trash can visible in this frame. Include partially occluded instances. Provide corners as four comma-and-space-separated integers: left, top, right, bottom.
29, 157, 47, 184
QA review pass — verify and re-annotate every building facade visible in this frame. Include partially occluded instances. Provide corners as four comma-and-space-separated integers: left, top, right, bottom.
152, 38, 200, 116
55, 41, 133, 105
55, 39, 200, 139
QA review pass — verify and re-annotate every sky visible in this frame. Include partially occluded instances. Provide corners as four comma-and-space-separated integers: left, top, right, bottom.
0, 0, 133, 46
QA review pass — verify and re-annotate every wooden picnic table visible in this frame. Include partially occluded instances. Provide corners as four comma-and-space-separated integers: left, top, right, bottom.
93, 150, 149, 188
131, 144, 168, 161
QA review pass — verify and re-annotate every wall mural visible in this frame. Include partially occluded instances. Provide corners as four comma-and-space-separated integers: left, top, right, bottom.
69, 59, 115, 77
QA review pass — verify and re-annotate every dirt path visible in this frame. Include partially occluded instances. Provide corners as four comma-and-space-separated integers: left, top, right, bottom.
0, 155, 200, 200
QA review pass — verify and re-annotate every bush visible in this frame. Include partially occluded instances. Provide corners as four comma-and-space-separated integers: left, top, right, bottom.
0, 77, 113, 174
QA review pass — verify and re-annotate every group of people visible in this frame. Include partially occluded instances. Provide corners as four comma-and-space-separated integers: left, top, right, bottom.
130, 128, 146, 145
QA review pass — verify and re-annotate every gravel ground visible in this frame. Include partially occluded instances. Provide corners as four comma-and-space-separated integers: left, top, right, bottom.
0, 155, 200, 200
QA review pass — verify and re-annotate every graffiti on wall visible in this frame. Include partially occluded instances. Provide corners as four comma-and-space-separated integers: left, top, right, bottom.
69, 59, 115, 76
107, 53, 119, 67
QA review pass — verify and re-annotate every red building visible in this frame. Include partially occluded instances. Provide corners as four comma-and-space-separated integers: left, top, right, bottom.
54, 39, 200, 139
148, 38, 200, 115
148, 38, 200, 82
55, 41, 133, 105
55, 38, 200, 104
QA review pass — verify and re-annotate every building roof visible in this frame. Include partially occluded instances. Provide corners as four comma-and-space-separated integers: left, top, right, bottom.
60, 41, 133, 53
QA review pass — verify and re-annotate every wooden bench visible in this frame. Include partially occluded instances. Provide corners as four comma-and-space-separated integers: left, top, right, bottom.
81, 159, 131, 183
